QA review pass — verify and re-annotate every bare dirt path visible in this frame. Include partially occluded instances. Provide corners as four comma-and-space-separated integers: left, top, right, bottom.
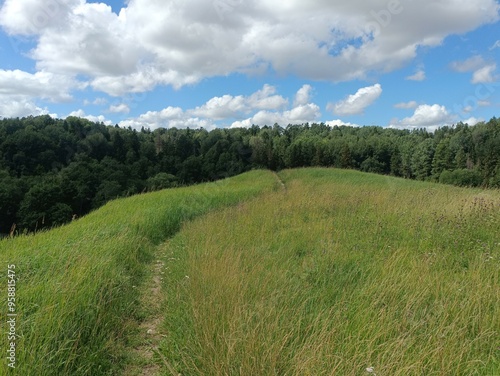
125, 172, 283, 375
123, 246, 178, 376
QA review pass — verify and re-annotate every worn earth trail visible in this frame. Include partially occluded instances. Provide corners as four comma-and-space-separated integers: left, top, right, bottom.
125, 172, 286, 375
123, 244, 178, 376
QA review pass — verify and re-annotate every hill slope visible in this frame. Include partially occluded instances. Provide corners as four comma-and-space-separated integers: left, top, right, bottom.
0, 170, 278, 375
1, 168, 499, 375
159, 168, 500, 375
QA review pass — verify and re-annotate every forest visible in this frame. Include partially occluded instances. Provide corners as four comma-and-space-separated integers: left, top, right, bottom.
0, 114, 499, 234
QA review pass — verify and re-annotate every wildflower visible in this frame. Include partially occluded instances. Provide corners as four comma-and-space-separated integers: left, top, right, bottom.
366, 367, 375, 373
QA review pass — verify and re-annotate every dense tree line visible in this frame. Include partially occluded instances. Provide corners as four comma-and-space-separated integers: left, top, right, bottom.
1, 115, 499, 234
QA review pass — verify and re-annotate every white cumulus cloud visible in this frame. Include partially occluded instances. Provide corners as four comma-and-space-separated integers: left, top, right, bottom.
328, 84, 382, 116
120, 85, 310, 130
0, 0, 498, 97
460, 117, 483, 126
246, 84, 289, 111
471, 64, 497, 83
0, 69, 79, 118
0, 97, 50, 118
294, 84, 313, 106
325, 119, 361, 128
68, 109, 113, 125
231, 103, 321, 128
191, 84, 288, 121
118, 106, 194, 130
450, 56, 498, 83
191, 95, 246, 120
0, 69, 76, 101
390, 104, 452, 129
0, 0, 79, 35
108, 103, 130, 114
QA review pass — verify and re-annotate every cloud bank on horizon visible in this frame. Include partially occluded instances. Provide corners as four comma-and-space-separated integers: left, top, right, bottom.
0, 0, 499, 130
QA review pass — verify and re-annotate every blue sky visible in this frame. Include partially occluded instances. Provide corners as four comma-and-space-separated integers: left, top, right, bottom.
0, 0, 499, 130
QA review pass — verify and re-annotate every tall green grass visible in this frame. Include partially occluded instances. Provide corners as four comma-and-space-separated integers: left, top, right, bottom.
161, 168, 500, 375
0, 170, 277, 375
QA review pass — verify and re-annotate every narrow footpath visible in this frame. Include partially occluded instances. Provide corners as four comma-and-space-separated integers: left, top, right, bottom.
125, 171, 285, 375
123, 244, 178, 376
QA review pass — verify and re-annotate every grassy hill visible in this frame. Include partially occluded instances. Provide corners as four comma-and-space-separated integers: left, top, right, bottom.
1, 168, 499, 375
0, 170, 278, 375
161, 168, 500, 375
